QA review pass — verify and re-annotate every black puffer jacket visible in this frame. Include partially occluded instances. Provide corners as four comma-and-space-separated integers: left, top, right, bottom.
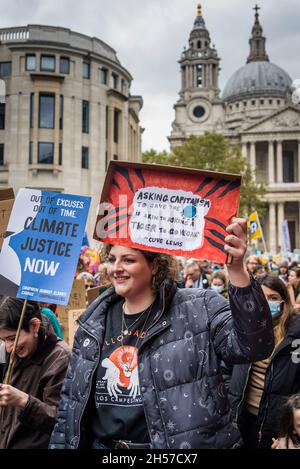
223, 314, 300, 445
49, 277, 274, 449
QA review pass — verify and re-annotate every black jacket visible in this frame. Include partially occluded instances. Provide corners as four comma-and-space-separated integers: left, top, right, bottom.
49, 276, 274, 449
223, 314, 300, 442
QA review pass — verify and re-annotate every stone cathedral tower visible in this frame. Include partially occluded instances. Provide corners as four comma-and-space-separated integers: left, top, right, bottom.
169, 3, 224, 148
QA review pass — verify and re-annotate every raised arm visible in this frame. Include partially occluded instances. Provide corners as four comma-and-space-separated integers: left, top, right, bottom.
208, 217, 274, 364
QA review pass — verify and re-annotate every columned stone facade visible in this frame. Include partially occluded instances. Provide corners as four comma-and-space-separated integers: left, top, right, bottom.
169, 5, 300, 252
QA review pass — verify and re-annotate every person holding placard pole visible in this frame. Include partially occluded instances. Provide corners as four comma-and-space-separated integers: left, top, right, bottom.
50, 217, 274, 450
0, 298, 70, 449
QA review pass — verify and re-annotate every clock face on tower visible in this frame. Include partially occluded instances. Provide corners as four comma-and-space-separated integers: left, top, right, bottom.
193, 105, 206, 118
188, 101, 210, 123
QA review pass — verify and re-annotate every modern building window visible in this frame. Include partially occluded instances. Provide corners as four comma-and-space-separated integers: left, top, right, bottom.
0, 62, 12, 77
26, 55, 36, 71
39, 94, 55, 128
283, 151, 295, 183
59, 143, 62, 165
0, 144, 4, 165
40, 55, 55, 72
105, 106, 108, 139
100, 68, 108, 84
0, 103, 5, 129
60, 57, 70, 74
82, 100, 89, 133
59, 95, 64, 130
83, 62, 90, 79
113, 109, 120, 144
38, 142, 54, 164
29, 142, 33, 164
82, 146, 89, 169
112, 73, 119, 89
30, 93, 34, 128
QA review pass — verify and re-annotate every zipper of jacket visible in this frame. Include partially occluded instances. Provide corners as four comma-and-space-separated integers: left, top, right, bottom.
75, 323, 101, 449
149, 288, 171, 449
257, 333, 293, 444
257, 360, 274, 445
138, 284, 169, 448
234, 364, 251, 424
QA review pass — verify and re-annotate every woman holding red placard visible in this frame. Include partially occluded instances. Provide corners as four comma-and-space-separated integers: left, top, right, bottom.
50, 218, 274, 449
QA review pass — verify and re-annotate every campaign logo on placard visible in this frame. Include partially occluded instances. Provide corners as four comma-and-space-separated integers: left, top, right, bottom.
250, 220, 259, 234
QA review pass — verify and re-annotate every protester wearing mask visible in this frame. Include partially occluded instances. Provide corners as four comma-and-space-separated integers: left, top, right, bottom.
223, 275, 300, 448
210, 270, 228, 298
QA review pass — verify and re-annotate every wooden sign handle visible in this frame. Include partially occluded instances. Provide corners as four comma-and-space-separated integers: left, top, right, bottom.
4, 299, 28, 385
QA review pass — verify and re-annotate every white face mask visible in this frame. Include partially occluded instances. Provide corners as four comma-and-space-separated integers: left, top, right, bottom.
211, 284, 224, 294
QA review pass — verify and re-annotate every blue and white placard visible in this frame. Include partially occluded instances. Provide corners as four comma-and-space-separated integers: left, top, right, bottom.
0, 189, 91, 305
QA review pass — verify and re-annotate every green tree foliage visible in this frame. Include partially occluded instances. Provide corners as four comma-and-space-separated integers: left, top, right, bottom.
142, 133, 266, 218
142, 148, 170, 165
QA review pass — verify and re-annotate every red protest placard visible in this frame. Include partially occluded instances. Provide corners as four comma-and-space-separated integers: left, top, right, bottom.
93, 161, 241, 263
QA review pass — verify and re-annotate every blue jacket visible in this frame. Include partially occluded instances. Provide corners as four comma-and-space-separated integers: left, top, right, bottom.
49, 276, 274, 449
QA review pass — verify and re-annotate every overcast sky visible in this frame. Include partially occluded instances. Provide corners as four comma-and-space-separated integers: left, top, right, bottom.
0, 0, 299, 152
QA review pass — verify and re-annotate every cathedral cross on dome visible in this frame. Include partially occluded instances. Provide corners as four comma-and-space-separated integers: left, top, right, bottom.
253, 4, 261, 17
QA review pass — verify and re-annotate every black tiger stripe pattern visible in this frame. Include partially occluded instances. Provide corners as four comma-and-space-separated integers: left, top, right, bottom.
218, 179, 241, 198
103, 212, 129, 230
204, 236, 225, 252
204, 216, 227, 231
135, 168, 145, 187
112, 178, 121, 190
195, 177, 213, 194
204, 179, 228, 198
102, 223, 128, 238
208, 229, 225, 242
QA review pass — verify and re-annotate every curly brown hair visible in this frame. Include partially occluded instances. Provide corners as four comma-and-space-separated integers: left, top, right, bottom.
102, 244, 178, 292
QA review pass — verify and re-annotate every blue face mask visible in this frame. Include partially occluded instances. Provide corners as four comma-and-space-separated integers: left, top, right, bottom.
211, 284, 225, 294
268, 300, 282, 319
